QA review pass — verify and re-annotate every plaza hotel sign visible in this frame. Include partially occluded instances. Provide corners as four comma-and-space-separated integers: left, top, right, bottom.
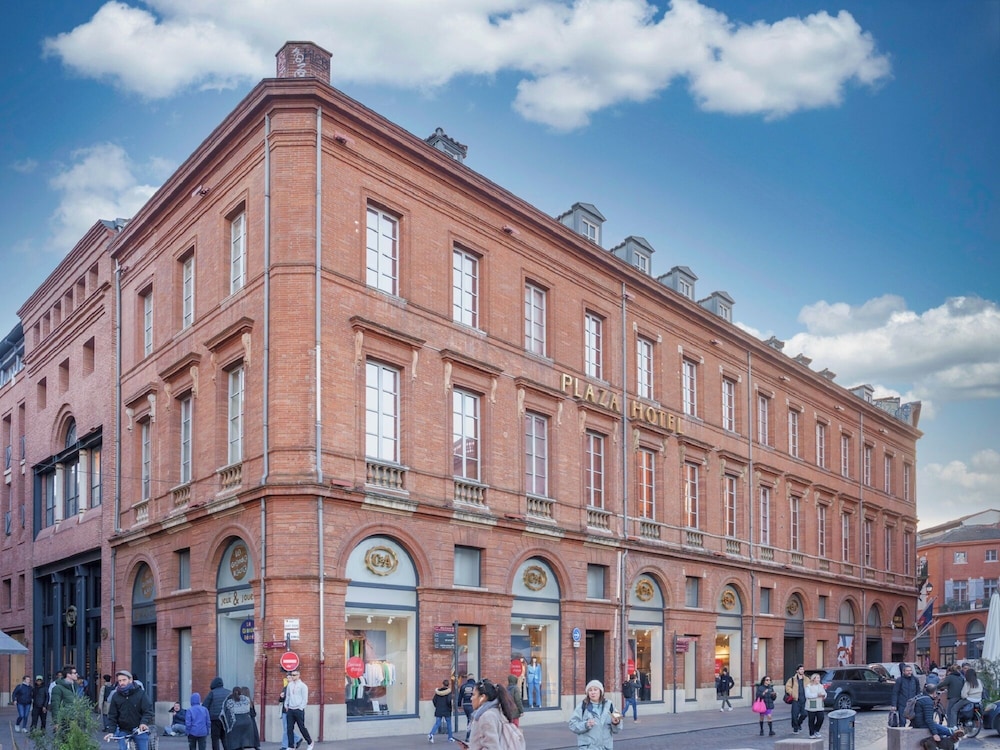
559, 374, 683, 433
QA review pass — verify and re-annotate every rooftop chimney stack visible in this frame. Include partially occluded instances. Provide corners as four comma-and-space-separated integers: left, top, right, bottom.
276, 42, 332, 82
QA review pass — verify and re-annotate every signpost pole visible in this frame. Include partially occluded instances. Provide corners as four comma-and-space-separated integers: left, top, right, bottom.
452, 621, 460, 733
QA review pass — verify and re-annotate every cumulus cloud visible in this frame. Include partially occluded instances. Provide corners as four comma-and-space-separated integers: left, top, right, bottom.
919, 450, 1000, 527
41, 0, 891, 129
47, 143, 161, 252
783, 295, 1000, 403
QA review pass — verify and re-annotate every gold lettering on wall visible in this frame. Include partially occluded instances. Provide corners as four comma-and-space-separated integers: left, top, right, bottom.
560, 373, 680, 433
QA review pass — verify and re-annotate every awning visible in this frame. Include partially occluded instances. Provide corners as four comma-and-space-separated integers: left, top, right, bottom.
0, 631, 27, 654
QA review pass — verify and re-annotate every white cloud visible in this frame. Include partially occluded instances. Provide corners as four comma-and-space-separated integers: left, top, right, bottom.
11, 158, 38, 174
42, 0, 891, 129
919, 450, 1000, 528
47, 143, 160, 252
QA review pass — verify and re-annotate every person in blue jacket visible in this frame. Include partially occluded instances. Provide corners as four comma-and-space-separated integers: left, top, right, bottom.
185, 693, 212, 750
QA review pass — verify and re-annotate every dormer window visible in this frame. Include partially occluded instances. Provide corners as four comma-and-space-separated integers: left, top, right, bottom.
678, 278, 693, 300
634, 254, 649, 274
582, 218, 600, 244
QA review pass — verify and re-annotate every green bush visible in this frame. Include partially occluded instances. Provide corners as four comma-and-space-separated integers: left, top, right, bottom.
29, 694, 100, 750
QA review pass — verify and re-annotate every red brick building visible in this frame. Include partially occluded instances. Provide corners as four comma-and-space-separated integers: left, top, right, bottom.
0, 42, 923, 738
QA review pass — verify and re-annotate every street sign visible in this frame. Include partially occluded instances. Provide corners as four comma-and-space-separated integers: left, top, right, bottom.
572, 628, 581, 643
433, 625, 456, 650
279, 651, 300, 671
263, 641, 287, 649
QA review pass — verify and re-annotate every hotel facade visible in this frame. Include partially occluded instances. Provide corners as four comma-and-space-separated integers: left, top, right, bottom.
0, 42, 922, 740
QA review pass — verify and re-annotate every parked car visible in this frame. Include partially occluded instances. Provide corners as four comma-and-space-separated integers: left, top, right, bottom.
808, 666, 895, 710
868, 661, 928, 688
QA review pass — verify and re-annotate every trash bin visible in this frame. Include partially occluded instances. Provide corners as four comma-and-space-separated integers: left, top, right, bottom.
828, 708, 856, 750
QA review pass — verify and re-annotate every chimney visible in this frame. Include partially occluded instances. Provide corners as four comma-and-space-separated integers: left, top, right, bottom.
276, 42, 332, 82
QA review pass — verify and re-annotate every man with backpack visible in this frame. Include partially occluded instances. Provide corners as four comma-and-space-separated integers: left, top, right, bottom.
623, 673, 640, 720
460, 674, 476, 741
892, 663, 920, 726
910, 682, 956, 743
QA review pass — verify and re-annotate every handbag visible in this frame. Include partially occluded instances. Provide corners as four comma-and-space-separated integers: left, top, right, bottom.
784, 693, 794, 704
888, 709, 899, 728
752, 697, 767, 713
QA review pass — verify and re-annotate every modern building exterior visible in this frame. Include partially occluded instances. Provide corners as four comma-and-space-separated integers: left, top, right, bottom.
917, 510, 1000, 666
0, 42, 924, 739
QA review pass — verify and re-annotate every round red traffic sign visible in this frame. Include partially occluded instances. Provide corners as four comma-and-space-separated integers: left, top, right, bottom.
346, 656, 364, 678
280, 651, 300, 672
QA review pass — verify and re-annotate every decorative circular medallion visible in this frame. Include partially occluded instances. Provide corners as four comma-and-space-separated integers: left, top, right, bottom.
230, 543, 249, 581
786, 598, 800, 616
523, 564, 547, 591
635, 578, 654, 602
364, 545, 399, 576
721, 590, 736, 610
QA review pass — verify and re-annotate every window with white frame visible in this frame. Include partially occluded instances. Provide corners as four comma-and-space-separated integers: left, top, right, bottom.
228, 366, 244, 465
790, 495, 800, 551
724, 474, 738, 538
757, 394, 770, 446
584, 312, 603, 379
841, 513, 851, 562
684, 462, 699, 528
524, 282, 547, 356
582, 218, 600, 244
90, 446, 102, 506
904, 532, 912, 575
722, 378, 736, 432
988, 550, 998, 563
452, 247, 479, 328
841, 434, 851, 478
140, 420, 151, 501
637, 337, 653, 400
884, 526, 892, 570
884, 454, 893, 494
452, 389, 480, 481
182, 254, 195, 329
365, 361, 399, 464
818, 505, 827, 558
366, 205, 399, 295
682, 359, 698, 417
634, 254, 649, 274
987, 578, 999, 598
524, 411, 549, 497
954, 551, 967, 564
142, 290, 153, 356
863, 444, 873, 486
179, 395, 193, 484
678, 278, 693, 300
788, 409, 800, 458
954, 579, 968, 602
230, 210, 246, 294
636, 447, 655, 519
903, 463, 912, 501
815, 423, 827, 468
585, 431, 605, 508
759, 485, 771, 546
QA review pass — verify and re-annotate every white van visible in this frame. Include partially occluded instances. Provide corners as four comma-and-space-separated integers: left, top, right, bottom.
869, 662, 928, 687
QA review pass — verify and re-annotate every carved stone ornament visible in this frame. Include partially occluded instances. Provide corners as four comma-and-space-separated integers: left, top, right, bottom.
635, 578, 654, 602
721, 590, 736, 610
365, 545, 399, 577
523, 564, 547, 592
786, 598, 800, 616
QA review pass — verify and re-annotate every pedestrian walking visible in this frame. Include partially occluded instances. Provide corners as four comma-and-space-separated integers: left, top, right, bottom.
466, 679, 520, 750
804, 673, 828, 738
185, 693, 212, 750
568, 679, 622, 749
716, 668, 734, 712
459, 675, 476, 741
506, 675, 524, 727
30, 675, 48, 731
755, 676, 777, 736
13, 675, 33, 732
427, 680, 455, 743
784, 665, 807, 734
202, 677, 231, 750
283, 670, 314, 750
221, 686, 258, 750
621, 673, 639, 721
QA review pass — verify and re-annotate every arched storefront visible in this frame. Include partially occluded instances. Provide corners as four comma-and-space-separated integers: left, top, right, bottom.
511, 557, 560, 709
630, 574, 664, 703
216, 539, 254, 691
783, 593, 805, 675
967, 620, 985, 660
716, 585, 743, 696
837, 601, 857, 665
866, 605, 883, 662
344, 535, 417, 719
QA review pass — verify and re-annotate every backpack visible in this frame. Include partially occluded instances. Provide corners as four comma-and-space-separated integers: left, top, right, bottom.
499, 718, 526, 750
904, 695, 919, 721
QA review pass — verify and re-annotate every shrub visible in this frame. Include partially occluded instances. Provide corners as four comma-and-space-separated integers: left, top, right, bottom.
29, 694, 100, 750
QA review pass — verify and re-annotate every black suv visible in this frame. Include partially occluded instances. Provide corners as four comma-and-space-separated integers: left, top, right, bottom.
807, 665, 894, 710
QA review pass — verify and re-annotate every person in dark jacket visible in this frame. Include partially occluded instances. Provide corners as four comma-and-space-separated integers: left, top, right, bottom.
166, 701, 188, 736
427, 680, 454, 743
186, 693, 212, 750
13, 675, 33, 732
506, 675, 524, 726
716, 668, 734, 712
203, 677, 231, 750
911, 683, 954, 742
221, 686, 258, 750
755, 676, 777, 737
460, 675, 476, 741
891, 663, 920, 725
106, 670, 154, 750
30, 676, 49, 731
49, 666, 80, 729
942, 664, 966, 728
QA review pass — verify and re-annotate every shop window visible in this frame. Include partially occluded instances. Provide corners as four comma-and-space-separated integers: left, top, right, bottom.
511, 557, 560, 709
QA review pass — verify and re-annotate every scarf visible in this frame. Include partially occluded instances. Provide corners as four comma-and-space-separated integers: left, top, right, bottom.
472, 698, 498, 721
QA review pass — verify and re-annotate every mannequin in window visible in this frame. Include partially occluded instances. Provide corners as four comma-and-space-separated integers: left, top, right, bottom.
527, 657, 542, 708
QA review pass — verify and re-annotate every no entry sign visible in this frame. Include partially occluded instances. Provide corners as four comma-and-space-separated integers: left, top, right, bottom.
280, 651, 300, 672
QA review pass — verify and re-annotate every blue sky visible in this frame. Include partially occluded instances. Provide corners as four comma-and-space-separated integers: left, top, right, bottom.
1, 0, 997, 529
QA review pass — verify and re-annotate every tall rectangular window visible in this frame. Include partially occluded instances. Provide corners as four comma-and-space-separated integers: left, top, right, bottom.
903, 463, 912, 501
759, 486, 771, 546
788, 410, 799, 457
842, 513, 851, 562
587, 564, 607, 598
863, 444, 873, 486
230, 211, 246, 294
179, 396, 192, 484
141, 421, 151, 501
790, 495, 800, 551
685, 576, 699, 607
182, 255, 195, 328
228, 366, 244, 465
454, 546, 481, 588
904, 532, 912, 575
89, 447, 102, 506
637, 337, 653, 400
863, 519, 873, 567
682, 359, 698, 417
636, 448, 655, 519
44, 474, 55, 527
452, 247, 479, 328
818, 505, 828, 558
684, 462, 699, 528
883, 455, 893, 494
524, 412, 549, 497
366, 206, 398, 295
757, 395, 770, 446
524, 283, 546, 356
584, 312, 603, 379
64, 459, 79, 517
585, 431, 605, 508
884, 526, 892, 570
841, 434, 851, 478
724, 474, 737, 538
815, 423, 827, 468
452, 389, 480, 481
365, 361, 399, 463
177, 548, 191, 589
722, 378, 736, 432
142, 291, 153, 356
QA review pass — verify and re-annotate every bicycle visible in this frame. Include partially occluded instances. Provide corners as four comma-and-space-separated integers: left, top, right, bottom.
105, 727, 158, 750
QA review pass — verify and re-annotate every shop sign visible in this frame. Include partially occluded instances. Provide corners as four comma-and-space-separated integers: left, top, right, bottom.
218, 589, 254, 610
559, 373, 682, 433
433, 625, 456, 650
675, 638, 690, 653
510, 658, 523, 676
346, 656, 365, 678
240, 618, 255, 644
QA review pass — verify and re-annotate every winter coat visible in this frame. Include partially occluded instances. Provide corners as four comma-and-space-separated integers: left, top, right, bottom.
961, 680, 984, 703
460, 680, 476, 709
909, 693, 937, 735
891, 674, 920, 716
942, 673, 964, 700
49, 679, 78, 724
804, 683, 827, 712
32, 683, 49, 709
468, 701, 505, 750
108, 683, 154, 732
186, 694, 212, 738
432, 688, 453, 718
203, 678, 231, 721
221, 696, 258, 750
755, 684, 777, 711
568, 697, 622, 749
716, 673, 734, 696
13, 682, 33, 706
507, 676, 524, 718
